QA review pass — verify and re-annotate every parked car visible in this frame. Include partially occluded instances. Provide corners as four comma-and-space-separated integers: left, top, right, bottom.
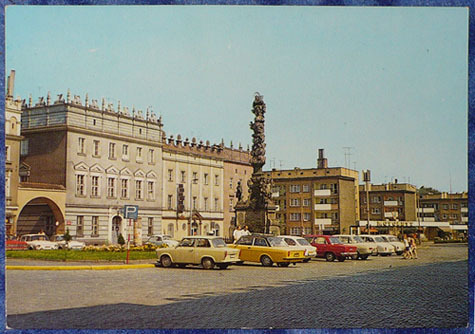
334, 234, 374, 260
379, 235, 405, 255
19, 234, 59, 250
50, 234, 86, 250
230, 234, 306, 267
6, 237, 29, 250
156, 236, 240, 269
304, 235, 357, 262
359, 235, 395, 256
277, 235, 317, 262
144, 234, 179, 248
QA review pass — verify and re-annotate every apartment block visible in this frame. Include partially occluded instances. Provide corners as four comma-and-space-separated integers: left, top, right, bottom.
419, 192, 468, 226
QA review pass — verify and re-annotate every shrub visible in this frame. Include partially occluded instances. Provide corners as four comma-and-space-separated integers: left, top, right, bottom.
117, 233, 125, 246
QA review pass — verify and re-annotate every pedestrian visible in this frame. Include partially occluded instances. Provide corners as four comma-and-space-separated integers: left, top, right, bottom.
233, 226, 242, 242
243, 225, 251, 236
402, 234, 410, 259
410, 234, 418, 259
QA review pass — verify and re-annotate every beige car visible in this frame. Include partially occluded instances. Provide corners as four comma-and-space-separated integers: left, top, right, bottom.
156, 236, 240, 269
334, 234, 374, 260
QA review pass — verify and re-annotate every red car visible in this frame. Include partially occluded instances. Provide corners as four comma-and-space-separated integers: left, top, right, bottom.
304, 235, 357, 262
6, 239, 29, 251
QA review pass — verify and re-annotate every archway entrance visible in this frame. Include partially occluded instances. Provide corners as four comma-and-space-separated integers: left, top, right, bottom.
111, 216, 122, 244
16, 197, 65, 238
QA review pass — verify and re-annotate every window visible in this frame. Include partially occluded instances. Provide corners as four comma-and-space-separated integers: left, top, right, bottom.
192, 172, 198, 182
229, 200, 234, 212
302, 184, 310, 192
452, 204, 458, 210
332, 212, 339, 220
147, 181, 155, 200
148, 149, 154, 164
168, 169, 173, 182
136, 147, 143, 161
204, 173, 209, 185
78, 138, 85, 154
136, 180, 143, 200
192, 196, 197, 210
215, 175, 219, 186
5, 146, 10, 161
290, 185, 300, 193
290, 198, 300, 207
229, 177, 233, 189
122, 145, 129, 160
290, 213, 301, 221
320, 184, 327, 190
168, 195, 173, 209
148, 217, 154, 236
76, 216, 84, 237
330, 183, 338, 194
442, 214, 448, 219
107, 177, 116, 198
442, 204, 449, 210
76, 174, 85, 196
91, 176, 99, 197
91, 216, 99, 236
93, 140, 100, 156
372, 196, 381, 203
20, 139, 29, 156
303, 199, 311, 206
371, 207, 380, 214
203, 197, 208, 211
109, 143, 116, 159
319, 198, 328, 204
5, 172, 10, 197
290, 227, 301, 236
303, 213, 311, 221
181, 171, 186, 183
214, 198, 219, 211
121, 179, 129, 198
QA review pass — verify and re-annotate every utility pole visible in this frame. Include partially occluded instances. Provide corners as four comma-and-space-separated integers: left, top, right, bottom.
343, 147, 354, 169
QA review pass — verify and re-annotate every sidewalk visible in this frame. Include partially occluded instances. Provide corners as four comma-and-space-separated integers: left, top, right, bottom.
6, 258, 157, 270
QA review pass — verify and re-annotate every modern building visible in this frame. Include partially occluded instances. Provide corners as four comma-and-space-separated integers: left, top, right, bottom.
264, 149, 360, 235
20, 90, 164, 244
418, 192, 468, 238
358, 182, 417, 232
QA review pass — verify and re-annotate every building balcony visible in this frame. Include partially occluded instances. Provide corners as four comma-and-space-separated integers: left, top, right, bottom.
462, 217, 468, 223
315, 218, 332, 225
314, 204, 332, 211
314, 189, 331, 197
271, 192, 280, 198
418, 207, 435, 213
384, 200, 398, 206
384, 212, 398, 218
461, 207, 468, 213
422, 217, 435, 222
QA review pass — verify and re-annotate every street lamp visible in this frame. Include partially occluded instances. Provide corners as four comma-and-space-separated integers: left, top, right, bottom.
363, 170, 371, 235
188, 176, 198, 235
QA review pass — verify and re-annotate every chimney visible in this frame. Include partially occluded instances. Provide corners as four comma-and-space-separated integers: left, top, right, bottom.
317, 148, 328, 169
7, 70, 15, 98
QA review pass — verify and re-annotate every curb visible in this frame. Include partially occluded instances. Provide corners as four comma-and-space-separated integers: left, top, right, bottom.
6, 264, 156, 271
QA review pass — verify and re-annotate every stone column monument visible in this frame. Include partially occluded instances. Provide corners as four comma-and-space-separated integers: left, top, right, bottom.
235, 93, 279, 234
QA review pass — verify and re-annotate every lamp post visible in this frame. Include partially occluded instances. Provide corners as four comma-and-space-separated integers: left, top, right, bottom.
363, 170, 371, 234
188, 177, 198, 235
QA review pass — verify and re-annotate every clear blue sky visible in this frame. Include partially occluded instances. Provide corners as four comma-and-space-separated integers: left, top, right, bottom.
6, 6, 468, 192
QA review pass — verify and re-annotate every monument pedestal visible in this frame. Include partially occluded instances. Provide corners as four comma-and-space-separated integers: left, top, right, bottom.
235, 201, 280, 235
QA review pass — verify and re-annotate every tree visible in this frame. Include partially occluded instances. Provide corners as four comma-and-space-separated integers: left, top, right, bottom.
64, 228, 72, 242
117, 233, 125, 246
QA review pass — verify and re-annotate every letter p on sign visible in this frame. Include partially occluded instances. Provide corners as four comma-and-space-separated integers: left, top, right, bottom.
124, 205, 139, 219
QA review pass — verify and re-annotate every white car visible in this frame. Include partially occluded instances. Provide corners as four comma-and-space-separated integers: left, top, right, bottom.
50, 234, 86, 250
144, 234, 179, 247
19, 234, 58, 250
334, 234, 375, 260
379, 235, 405, 255
359, 235, 395, 256
277, 235, 317, 262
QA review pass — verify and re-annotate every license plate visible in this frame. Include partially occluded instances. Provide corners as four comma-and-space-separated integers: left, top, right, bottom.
293, 253, 299, 257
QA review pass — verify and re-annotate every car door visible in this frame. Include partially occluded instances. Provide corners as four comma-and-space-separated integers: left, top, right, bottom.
252, 237, 270, 262
233, 236, 253, 261
194, 238, 212, 264
174, 238, 195, 263
314, 237, 327, 256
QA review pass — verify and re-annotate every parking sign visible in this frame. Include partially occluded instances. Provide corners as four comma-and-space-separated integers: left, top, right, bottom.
124, 205, 139, 219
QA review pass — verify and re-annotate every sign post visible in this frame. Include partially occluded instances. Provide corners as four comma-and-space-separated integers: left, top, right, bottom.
123, 205, 139, 264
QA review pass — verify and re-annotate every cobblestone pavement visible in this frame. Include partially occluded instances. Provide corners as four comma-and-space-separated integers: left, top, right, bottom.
6, 243, 469, 329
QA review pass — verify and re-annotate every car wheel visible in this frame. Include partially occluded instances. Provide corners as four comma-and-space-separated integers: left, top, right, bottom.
28, 246, 35, 250
325, 252, 336, 262
359, 254, 370, 260
337, 256, 346, 262
396, 251, 403, 256
202, 257, 215, 270
351, 254, 359, 260
277, 262, 290, 267
260, 255, 273, 267
217, 264, 229, 270
303, 258, 311, 263
160, 255, 173, 268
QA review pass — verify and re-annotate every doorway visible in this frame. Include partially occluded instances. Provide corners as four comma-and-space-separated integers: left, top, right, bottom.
112, 216, 122, 244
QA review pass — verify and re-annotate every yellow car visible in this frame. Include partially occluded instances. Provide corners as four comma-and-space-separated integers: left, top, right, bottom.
156, 236, 240, 270
230, 234, 306, 267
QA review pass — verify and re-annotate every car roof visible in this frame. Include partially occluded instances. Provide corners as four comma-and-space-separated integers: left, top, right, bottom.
278, 235, 306, 239
181, 235, 223, 239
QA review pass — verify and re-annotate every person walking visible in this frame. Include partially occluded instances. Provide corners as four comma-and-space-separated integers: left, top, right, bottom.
402, 234, 410, 259
410, 234, 418, 259
233, 226, 243, 243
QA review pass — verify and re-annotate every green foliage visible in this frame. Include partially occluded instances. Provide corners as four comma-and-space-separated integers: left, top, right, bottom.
63, 228, 72, 242
117, 233, 125, 245
6, 249, 157, 261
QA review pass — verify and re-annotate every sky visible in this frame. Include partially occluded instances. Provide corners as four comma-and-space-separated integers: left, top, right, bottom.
5, 6, 468, 193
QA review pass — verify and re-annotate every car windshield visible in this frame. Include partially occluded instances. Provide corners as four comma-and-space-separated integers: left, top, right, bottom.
329, 237, 341, 244
296, 238, 310, 246
211, 238, 227, 248
374, 237, 385, 242
352, 236, 364, 243
162, 236, 172, 240
55, 236, 64, 241
388, 236, 399, 242
268, 237, 287, 247
32, 235, 48, 241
